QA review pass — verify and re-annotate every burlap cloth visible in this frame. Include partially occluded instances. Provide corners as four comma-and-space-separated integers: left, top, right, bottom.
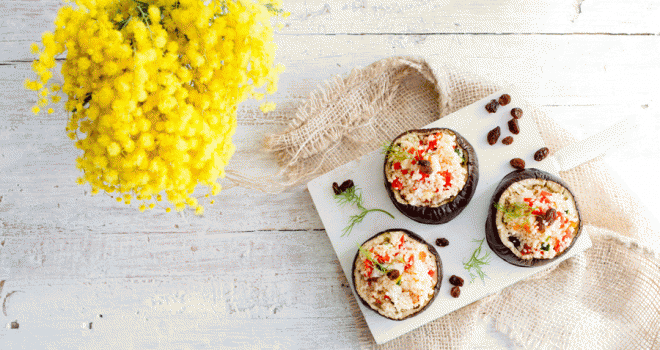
264, 57, 660, 349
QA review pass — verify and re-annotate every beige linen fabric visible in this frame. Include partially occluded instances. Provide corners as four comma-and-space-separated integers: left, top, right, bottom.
265, 57, 660, 349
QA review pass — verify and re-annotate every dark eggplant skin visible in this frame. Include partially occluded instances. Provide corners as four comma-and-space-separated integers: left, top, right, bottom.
383, 128, 479, 224
352, 228, 442, 321
485, 168, 583, 267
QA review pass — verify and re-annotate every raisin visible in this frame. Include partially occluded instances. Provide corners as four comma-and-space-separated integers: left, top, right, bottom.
536, 216, 546, 232
508, 118, 520, 135
510, 108, 523, 119
508, 236, 521, 249
449, 275, 464, 287
487, 126, 501, 145
10, 321, 19, 329
485, 99, 499, 113
435, 238, 449, 247
418, 159, 432, 175
510, 158, 525, 170
387, 269, 400, 280
502, 136, 513, 145
367, 277, 379, 283
498, 94, 511, 106
534, 147, 549, 161
545, 208, 557, 225
450, 286, 461, 298
332, 182, 341, 195
339, 180, 354, 193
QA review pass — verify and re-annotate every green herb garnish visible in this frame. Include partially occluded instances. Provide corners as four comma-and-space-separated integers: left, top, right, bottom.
565, 210, 569, 214
357, 245, 389, 273
335, 185, 394, 236
541, 243, 550, 251
494, 202, 532, 222
463, 238, 491, 283
381, 141, 412, 162
454, 147, 465, 163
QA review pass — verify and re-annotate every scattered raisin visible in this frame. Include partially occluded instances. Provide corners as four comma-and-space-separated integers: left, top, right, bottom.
502, 136, 513, 145
435, 238, 449, 247
367, 277, 379, 283
508, 118, 520, 135
418, 159, 432, 175
536, 216, 546, 232
534, 147, 549, 161
10, 321, 19, 329
88, 322, 93, 329
387, 270, 400, 280
510, 158, 525, 170
498, 94, 511, 106
510, 108, 523, 119
332, 182, 341, 195
339, 180, 354, 193
487, 126, 501, 145
450, 286, 461, 298
545, 208, 557, 225
485, 99, 499, 113
508, 236, 521, 249
449, 275, 464, 287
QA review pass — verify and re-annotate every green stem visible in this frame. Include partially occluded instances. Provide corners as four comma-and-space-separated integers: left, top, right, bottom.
365, 208, 395, 219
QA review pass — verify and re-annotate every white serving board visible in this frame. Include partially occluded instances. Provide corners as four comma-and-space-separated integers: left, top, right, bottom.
307, 90, 592, 345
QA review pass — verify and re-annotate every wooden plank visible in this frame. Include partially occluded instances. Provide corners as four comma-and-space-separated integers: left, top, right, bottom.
1, 0, 660, 62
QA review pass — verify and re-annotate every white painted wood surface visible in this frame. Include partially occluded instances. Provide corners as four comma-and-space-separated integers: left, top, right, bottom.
1, 1, 659, 348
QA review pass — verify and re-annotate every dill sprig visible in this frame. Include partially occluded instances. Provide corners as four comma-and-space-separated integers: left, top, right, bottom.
334, 185, 394, 237
494, 202, 532, 222
381, 141, 411, 163
463, 238, 491, 284
357, 245, 390, 273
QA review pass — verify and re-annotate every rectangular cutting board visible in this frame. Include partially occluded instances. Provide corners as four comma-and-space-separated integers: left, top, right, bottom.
307, 90, 592, 345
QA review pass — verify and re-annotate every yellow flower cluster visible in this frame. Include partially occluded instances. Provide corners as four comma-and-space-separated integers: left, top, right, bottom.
26, 0, 286, 214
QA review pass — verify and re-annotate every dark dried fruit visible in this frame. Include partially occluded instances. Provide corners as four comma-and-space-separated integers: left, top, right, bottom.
487, 126, 501, 145
435, 238, 449, 247
367, 277, 379, 283
10, 321, 19, 329
339, 180, 354, 193
485, 99, 499, 113
498, 94, 511, 106
534, 147, 549, 161
502, 136, 513, 145
536, 216, 546, 232
510, 158, 525, 170
545, 208, 557, 225
450, 286, 461, 298
332, 182, 341, 195
508, 236, 521, 249
508, 118, 520, 135
387, 269, 400, 280
510, 108, 523, 119
418, 160, 432, 175
449, 275, 464, 287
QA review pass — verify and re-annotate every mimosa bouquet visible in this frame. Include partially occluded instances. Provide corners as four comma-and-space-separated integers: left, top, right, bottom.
26, 0, 286, 214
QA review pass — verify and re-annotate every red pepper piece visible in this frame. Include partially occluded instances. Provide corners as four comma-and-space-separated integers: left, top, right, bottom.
428, 270, 434, 277
408, 147, 415, 154
428, 139, 437, 150
440, 170, 452, 188
392, 178, 403, 190
401, 169, 408, 175
393, 162, 401, 170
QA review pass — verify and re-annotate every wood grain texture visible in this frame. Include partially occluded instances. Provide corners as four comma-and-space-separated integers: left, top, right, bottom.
1, 0, 659, 348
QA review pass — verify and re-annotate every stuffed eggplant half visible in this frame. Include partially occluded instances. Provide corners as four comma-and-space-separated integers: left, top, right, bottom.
352, 229, 442, 321
486, 168, 582, 267
384, 128, 479, 224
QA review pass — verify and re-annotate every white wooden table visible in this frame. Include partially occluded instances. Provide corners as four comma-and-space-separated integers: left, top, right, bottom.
1, 1, 658, 348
